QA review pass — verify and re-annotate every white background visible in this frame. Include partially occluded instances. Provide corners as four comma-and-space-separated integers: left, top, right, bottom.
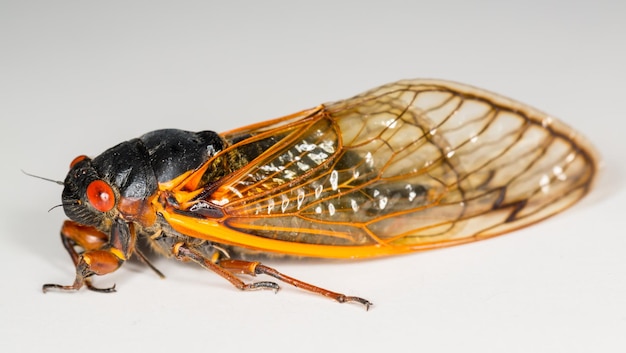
1, 1, 625, 352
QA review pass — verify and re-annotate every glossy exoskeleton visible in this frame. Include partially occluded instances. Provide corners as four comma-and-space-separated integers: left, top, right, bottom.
42, 79, 598, 309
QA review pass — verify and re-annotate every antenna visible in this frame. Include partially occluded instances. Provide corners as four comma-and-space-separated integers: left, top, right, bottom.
22, 170, 64, 185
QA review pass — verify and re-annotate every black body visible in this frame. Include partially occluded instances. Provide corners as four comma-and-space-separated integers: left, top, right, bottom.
62, 129, 224, 227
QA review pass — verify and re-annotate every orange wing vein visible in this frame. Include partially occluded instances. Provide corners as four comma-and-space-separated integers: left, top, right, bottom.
159, 79, 598, 258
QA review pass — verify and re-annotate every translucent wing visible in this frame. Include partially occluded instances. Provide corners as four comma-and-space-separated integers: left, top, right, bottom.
161, 79, 597, 258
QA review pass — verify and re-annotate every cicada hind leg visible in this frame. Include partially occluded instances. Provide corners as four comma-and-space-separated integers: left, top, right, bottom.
171, 242, 372, 309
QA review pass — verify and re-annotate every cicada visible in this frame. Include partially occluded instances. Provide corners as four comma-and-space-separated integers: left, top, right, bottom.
41, 79, 597, 308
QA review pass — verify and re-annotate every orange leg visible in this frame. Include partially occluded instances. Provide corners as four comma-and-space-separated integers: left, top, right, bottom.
43, 221, 124, 293
173, 243, 372, 309
173, 243, 280, 291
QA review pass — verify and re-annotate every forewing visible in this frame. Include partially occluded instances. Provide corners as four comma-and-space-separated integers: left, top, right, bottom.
192, 79, 596, 257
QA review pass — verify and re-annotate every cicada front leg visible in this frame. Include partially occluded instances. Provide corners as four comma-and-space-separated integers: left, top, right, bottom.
43, 220, 125, 293
171, 242, 372, 309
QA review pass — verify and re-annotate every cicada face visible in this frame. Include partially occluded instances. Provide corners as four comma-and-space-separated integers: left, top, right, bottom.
157, 79, 597, 258
61, 156, 112, 228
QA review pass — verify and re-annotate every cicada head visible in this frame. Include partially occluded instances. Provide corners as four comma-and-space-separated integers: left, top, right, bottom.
62, 155, 117, 228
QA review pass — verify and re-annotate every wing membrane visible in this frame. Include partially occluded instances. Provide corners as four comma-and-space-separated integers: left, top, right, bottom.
164, 79, 597, 258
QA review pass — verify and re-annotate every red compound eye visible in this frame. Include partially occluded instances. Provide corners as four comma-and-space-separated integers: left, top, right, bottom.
70, 155, 88, 168
86, 180, 115, 212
